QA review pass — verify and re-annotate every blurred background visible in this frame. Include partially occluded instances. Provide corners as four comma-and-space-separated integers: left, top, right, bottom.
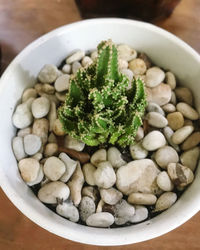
0, 0, 200, 249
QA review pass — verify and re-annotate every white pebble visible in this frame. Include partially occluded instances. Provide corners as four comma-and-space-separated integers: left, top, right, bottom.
66, 50, 85, 64
79, 196, 96, 222
82, 163, 96, 186
145, 67, 165, 88
27, 164, 44, 186
129, 205, 148, 223
31, 97, 50, 118
59, 152, 77, 182
155, 146, 179, 169
17, 127, 32, 137
44, 156, 66, 181
147, 102, 165, 116
64, 135, 85, 151
171, 125, 194, 145
146, 112, 168, 128
162, 103, 176, 113
129, 58, 146, 75
156, 171, 174, 191
135, 127, 144, 141
24, 134, 42, 155
35, 83, 55, 95
67, 162, 84, 206
154, 192, 177, 212
86, 212, 114, 228
117, 44, 137, 61
12, 102, 33, 129
119, 59, 128, 70
82, 186, 98, 202
165, 71, 176, 90
32, 152, 43, 161
100, 188, 123, 205
116, 159, 160, 195
40, 93, 59, 106
38, 64, 58, 83
90, 149, 107, 166
18, 158, 40, 182
62, 64, 71, 74
142, 131, 166, 151
25, 97, 35, 109
170, 91, 177, 105
81, 56, 93, 67
38, 181, 70, 204
12, 136, 27, 161
114, 199, 135, 225
56, 202, 79, 222
128, 193, 157, 205
72, 61, 81, 74
90, 50, 98, 61
107, 147, 126, 168
163, 126, 180, 152
22, 88, 37, 102
54, 74, 70, 92
57, 69, 64, 77
176, 102, 199, 120
93, 161, 116, 188
146, 83, 172, 106
130, 141, 148, 160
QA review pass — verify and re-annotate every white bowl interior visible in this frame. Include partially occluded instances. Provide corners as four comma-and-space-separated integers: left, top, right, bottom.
0, 18, 200, 246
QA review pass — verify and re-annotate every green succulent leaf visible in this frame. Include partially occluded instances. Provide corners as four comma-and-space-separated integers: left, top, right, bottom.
58, 40, 147, 147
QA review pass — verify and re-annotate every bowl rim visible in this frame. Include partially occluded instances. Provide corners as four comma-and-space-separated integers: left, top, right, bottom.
0, 18, 200, 246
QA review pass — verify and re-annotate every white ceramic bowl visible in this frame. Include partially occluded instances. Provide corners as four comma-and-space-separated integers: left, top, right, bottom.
0, 18, 200, 246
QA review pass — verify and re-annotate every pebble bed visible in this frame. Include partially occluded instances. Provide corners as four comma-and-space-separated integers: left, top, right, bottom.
12, 43, 200, 228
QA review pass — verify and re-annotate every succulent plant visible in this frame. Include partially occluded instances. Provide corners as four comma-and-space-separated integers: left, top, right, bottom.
58, 40, 147, 147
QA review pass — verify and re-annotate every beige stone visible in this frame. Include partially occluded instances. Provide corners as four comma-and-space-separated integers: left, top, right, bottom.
53, 119, 65, 136
154, 192, 177, 212
180, 147, 200, 171
176, 102, 199, 120
116, 159, 160, 195
167, 112, 184, 130
129, 58, 146, 75
165, 71, 176, 90
128, 193, 157, 205
171, 125, 194, 144
155, 146, 179, 169
181, 132, 200, 151
18, 158, 40, 182
32, 118, 49, 144
175, 87, 193, 106
167, 163, 194, 187
145, 83, 171, 106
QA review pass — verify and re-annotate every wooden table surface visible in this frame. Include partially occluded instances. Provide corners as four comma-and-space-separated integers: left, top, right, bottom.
0, 0, 200, 249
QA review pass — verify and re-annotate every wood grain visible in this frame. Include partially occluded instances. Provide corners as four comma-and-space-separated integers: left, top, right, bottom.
0, 0, 81, 73
1, 0, 200, 249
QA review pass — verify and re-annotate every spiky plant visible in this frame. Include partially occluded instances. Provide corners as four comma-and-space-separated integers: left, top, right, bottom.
58, 40, 147, 147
